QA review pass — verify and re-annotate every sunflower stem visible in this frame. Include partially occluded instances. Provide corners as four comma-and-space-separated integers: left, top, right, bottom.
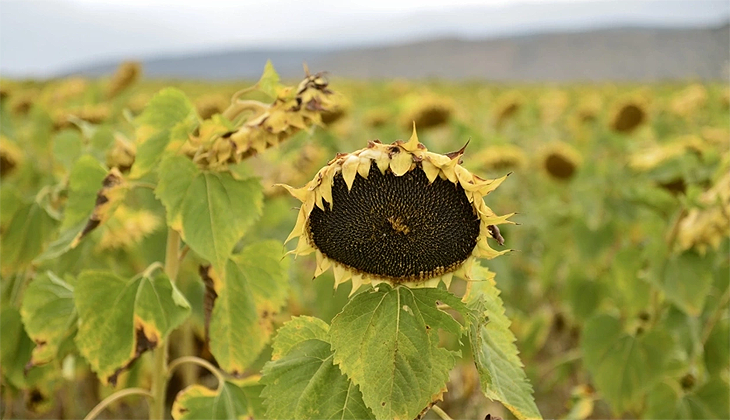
149, 228, 180, 420
431, 405, 453, 420
85, 388, 152, 420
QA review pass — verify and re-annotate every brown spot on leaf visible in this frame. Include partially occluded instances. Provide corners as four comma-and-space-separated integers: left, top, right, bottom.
107, 324, 158, 386
485, 414, 503, 420
414, 402, 437, 420
72, 168, 127, 247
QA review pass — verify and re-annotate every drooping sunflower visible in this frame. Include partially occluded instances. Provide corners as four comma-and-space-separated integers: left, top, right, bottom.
281, 126, 513, 291
676, 166, 730, 254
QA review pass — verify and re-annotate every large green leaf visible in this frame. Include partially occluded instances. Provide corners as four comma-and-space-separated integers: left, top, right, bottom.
172, 379, 264, 420
1, 201, 58, 275
262, 338, 374, 420
207, 241, 289, 375
660, 251, 713, 316
20, 272, 76, 367
74, 269, 190, 385
329, 283, 463, 420
155, 155, 264, 271
464, 266, 542, 420
131, 88, 198, 178
645, 378, 730, 419
581, 313, 673, 414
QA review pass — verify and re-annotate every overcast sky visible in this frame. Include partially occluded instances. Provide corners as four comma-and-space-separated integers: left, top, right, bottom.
1, 0, 728, 78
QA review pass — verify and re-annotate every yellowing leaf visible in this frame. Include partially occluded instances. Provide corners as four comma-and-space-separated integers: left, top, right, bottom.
20, 272, 76, 367
172, 380, 264, 420
271, 316, 329, 361
74, 270, 190, 385
207, 241, 289, 375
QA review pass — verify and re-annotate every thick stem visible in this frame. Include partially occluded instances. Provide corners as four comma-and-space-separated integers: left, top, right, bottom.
149, 229, 181, 420
84, 388, 152, 420
179, 324, 198, 387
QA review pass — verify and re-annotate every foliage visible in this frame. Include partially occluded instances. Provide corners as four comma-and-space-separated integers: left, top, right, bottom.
1, 60, 728, 420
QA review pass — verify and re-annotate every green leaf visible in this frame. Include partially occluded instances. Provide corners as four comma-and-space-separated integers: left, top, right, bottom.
329, 284, 462, 420
463, 266, 542, 420
88, 125, 115, 162
207, 241, 289, 375
581, 313, 673, 414
131, 88, 198, 178
136, 88, 197, 131
52, 129, 83, 170
61, 154, 107, 230
130, 128, 169, 178
271, 315, 329, 360
660, 251, 713, 316
262, 338, 374, 420
609, 247, 651, 315
155, 155, 264, 270
704, 318, 729, 374
74, 269, 190, 385
20, 272, 76, 367
646, 378, 730, 419
1, 306, 32, 388
258, 60, 283, 99
172, 379, 264, 420
33, 220, 86, 264
0, 201, 58, 275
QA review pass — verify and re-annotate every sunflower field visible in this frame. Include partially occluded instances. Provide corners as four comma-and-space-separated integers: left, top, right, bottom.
0, 62, 728, 420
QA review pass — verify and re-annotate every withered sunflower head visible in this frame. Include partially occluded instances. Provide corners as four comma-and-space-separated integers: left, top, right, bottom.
281, 125, 513, 291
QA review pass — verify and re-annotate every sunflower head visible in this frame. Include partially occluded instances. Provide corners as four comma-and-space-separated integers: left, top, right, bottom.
0, 136, 23, 178
609, 99, 648, 134
539, 142, 582, 181
281, 125, 513, 291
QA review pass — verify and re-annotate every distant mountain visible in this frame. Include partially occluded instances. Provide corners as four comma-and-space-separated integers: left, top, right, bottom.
68, 23, 730, 82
